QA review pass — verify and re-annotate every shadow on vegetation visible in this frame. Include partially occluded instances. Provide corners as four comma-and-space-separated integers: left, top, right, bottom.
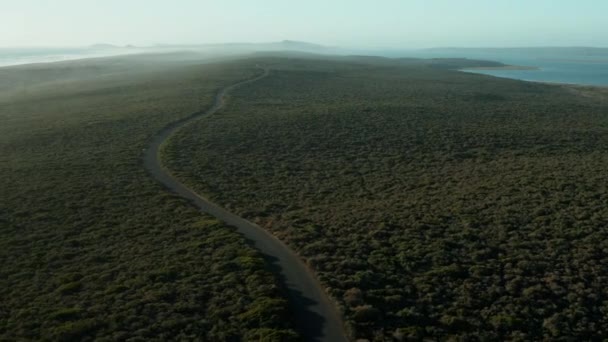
257, 251, 326, 341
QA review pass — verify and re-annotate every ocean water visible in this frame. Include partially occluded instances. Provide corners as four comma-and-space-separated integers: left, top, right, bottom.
0, 47, 137, 67
2, 46, 607, 86
397, 48, 608, 86
462, 58, 608, 86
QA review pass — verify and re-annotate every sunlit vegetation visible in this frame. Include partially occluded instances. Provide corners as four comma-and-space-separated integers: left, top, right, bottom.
165, 57, 608, 340
0, 56, 298, 340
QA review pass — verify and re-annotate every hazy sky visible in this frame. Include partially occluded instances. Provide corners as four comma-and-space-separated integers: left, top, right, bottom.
2, 0, 606, 48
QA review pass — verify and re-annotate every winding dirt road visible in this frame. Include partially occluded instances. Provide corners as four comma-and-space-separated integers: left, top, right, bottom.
143, 66, 348, 342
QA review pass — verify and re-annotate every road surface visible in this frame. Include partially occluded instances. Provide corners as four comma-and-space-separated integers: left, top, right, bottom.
143, 66, 349, 342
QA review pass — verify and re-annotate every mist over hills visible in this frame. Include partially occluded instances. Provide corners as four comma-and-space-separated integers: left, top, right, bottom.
101, 41, 608, 58
0, 40, 341, 67
3, 40, 608, 68
143, 40, 338, 55
2, 40, 607, 86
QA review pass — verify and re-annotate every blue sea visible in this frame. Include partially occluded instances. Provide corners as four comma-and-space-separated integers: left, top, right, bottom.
462, 58, 608, 87
395, 48, 608, 86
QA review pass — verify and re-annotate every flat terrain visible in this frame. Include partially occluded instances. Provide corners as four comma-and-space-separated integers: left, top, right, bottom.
0, 56, 299, 340
165, 57, 608, 340
4, 53, 608, 341
144, 66, 347, 342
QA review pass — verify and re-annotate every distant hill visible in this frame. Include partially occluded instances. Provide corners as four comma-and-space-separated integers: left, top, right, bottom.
154, 40, 332, 51
274, 40, 329, 50
149, 40, 341, 56
89, 43, 608, 61
89, 43, 121, 49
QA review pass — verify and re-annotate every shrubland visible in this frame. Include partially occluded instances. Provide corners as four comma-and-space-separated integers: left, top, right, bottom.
1, 55, 298, 340
164, 57, 608, 340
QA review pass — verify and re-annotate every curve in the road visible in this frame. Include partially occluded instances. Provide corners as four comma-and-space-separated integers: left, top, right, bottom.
143, 66, 349, 342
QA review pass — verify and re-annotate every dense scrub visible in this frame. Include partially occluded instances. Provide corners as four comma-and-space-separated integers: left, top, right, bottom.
165, 58, 608, 340
0, 56, 298, 340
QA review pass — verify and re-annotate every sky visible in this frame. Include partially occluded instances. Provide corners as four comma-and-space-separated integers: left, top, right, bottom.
2, 0, 607, 48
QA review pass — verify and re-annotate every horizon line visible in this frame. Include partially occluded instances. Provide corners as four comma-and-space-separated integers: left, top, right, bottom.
1, 40, 608, 50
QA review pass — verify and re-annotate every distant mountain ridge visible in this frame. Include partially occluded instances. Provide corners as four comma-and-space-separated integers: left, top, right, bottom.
149, 40, 335, 54
89, 43, 121, 49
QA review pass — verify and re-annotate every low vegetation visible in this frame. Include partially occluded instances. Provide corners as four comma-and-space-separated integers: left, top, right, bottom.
0, 56, 298, 340
165, 57, 608, 340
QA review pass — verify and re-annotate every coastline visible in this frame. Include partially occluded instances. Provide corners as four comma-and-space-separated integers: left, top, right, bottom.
0, 49, 144, 68
461, 66, 608, 88
462, 70, 608, 100
538, 80, 607, 88
462, 65, 540, 71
